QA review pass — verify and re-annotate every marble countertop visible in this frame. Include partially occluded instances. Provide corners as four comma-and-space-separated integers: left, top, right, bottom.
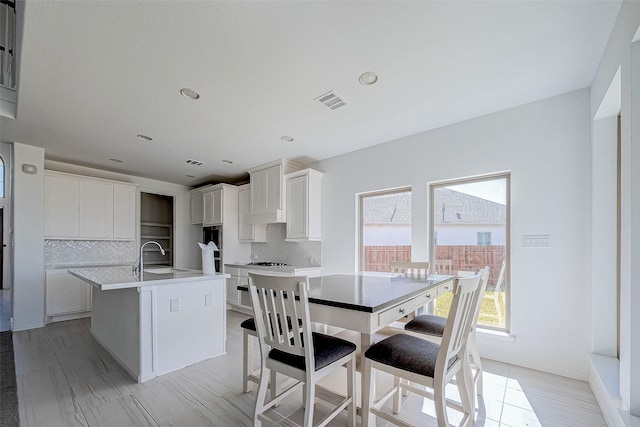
224, 263, 321, 273
69, 266, 229, 291
238, 273, 454, 313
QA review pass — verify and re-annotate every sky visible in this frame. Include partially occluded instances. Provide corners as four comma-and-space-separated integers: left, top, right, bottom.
447, 177, 507, 205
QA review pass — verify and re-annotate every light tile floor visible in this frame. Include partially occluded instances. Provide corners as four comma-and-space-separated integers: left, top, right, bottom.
12, 310, 607, 426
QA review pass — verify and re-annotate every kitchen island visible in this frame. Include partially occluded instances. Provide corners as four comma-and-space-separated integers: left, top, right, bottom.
69, 267, 229, 383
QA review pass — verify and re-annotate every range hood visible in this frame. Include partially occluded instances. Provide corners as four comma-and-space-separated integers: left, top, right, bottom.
246, 159, 302, 224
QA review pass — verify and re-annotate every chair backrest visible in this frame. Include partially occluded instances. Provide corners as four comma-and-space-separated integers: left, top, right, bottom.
457, 270, 475, 278
248, 272, 315, 372
436, 273, 482, 375
472, 266, 491, 325
390, 261, 430, 278
494, 259, 507, 293
433, 259, 453, 275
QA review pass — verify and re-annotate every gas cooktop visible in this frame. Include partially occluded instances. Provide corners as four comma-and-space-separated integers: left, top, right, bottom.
246, 262, 288, 267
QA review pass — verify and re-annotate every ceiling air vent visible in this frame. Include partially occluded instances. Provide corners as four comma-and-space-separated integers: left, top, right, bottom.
186, 159, 205, 166
315, 90, 347, 110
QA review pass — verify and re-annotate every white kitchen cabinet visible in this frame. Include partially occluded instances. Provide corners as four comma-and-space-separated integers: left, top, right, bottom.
79, 180, 113, 238
225, 266, 322, 311
285, 169, 323, 242
46, 270, 92, 322
247, 159, 301, 224
203, 188, 223, 226
189, 188, 205, 224
44, 171, 137, 240
113, 185, 136, 239
45, 173, 79, 237
238, 185, 267, 242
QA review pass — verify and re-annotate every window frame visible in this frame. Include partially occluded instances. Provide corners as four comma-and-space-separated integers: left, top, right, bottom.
477, 231, 492, 246
358, 186, 412, 272
429, 172, 511, 332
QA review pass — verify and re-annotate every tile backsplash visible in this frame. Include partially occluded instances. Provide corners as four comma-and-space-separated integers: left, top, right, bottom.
251, 223, 322, 267
45, 240, 138, 268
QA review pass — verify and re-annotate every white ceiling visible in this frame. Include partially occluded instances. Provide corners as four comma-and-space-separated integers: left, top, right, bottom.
0, 0, 622, 186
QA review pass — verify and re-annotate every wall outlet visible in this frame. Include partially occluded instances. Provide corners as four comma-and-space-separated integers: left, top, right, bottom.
170, 298, 180, 312
205, 293, 213, 306
522, 234, 551, 247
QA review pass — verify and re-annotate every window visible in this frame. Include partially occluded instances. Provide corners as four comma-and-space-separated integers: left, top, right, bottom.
430, 174, 510, 331
359, 188, 412, 272
477, 232, 491, 245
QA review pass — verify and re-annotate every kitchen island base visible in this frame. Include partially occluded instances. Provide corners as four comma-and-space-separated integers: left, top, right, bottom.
70, 267, 229, 383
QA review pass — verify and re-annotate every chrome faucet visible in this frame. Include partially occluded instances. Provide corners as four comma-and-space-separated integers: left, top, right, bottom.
138, 241, 166, 274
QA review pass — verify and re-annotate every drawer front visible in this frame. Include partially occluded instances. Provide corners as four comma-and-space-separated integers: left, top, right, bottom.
378, 298, 415, 327
415, 289, 437, 307
437, 280, 454, 296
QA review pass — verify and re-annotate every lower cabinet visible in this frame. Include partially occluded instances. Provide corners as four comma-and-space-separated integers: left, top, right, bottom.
46, 270, 92, 322
225, 266, 321, 311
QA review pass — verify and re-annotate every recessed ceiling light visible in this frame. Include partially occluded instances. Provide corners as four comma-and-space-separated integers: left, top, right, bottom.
221, 160, 233, 165
109, 158, 123, 163
358, 71, 378, 85
281, 136, 294, 143
180, 88, 200, 100
185, 175, 195, 179
137, 134, 153, 141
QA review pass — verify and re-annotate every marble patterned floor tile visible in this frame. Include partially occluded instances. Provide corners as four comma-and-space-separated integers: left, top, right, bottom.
199, 353, 244, 387
201, 392, 257, 427
69, 370, 141, 411
14, 350, 59, 375
59, 355, 119, 384
17, 365, 69, 398
169, 366, 237, 405
160, 406, 242, 427
12, 337, 53, 358
46, 330, 91, 351
82, 395, 159, 427
18, 386, 87, 427
131, 379, 199, 424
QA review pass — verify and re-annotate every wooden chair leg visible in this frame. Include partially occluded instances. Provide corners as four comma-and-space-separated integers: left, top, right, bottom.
362, 359, 375, 427
393, 376, 401, 414
253, 364, 270, 427
434, 375, 449, 427
243, 330, 253, 393
303, 379, 315, 427
347, 356, 356, 427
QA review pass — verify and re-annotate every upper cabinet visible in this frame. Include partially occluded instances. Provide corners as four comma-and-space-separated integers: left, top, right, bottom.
238, 184, 267, 242
44, 171, 137, 240
285, 169, 323, 242
247, 159, 301, 224
203, 187, 223, 226
189, 188, 205, 224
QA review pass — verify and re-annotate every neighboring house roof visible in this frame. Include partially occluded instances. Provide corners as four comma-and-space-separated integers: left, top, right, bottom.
363, 192, 411, 224
363, 188, 505, 225
434, 188, 505, 225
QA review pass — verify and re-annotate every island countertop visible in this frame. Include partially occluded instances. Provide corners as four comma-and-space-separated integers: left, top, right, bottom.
69, 266, 230, 291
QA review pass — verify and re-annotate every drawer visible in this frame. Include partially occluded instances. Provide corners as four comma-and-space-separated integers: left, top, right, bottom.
437, 280, 454, 296
378, 299, 415, 327
415, 288, 437, 307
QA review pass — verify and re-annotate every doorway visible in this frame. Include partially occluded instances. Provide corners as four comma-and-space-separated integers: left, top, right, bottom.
0, 143, 12, 331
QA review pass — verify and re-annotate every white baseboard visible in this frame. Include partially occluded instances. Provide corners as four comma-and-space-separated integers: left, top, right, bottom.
588, 353, 640, 427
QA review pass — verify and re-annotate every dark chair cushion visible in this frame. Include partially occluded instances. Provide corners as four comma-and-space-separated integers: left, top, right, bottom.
364, 333, 457, 378
405, 314, 446, 337
240, 317, 256, 331
269, 333, 356, 372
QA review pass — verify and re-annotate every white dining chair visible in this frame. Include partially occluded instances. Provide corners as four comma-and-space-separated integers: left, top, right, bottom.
433, 259, 453, 275
404, 266, 490, 399
390, 261, 430, 278
248, 272, 357, 427
485, 258, 506, 324
361, 273, 482, 427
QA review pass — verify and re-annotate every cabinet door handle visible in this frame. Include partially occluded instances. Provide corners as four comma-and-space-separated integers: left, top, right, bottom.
399, 308, 405, 314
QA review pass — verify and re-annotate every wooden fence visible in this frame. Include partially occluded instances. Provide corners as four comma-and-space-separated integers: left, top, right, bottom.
363, 245, 506, 287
